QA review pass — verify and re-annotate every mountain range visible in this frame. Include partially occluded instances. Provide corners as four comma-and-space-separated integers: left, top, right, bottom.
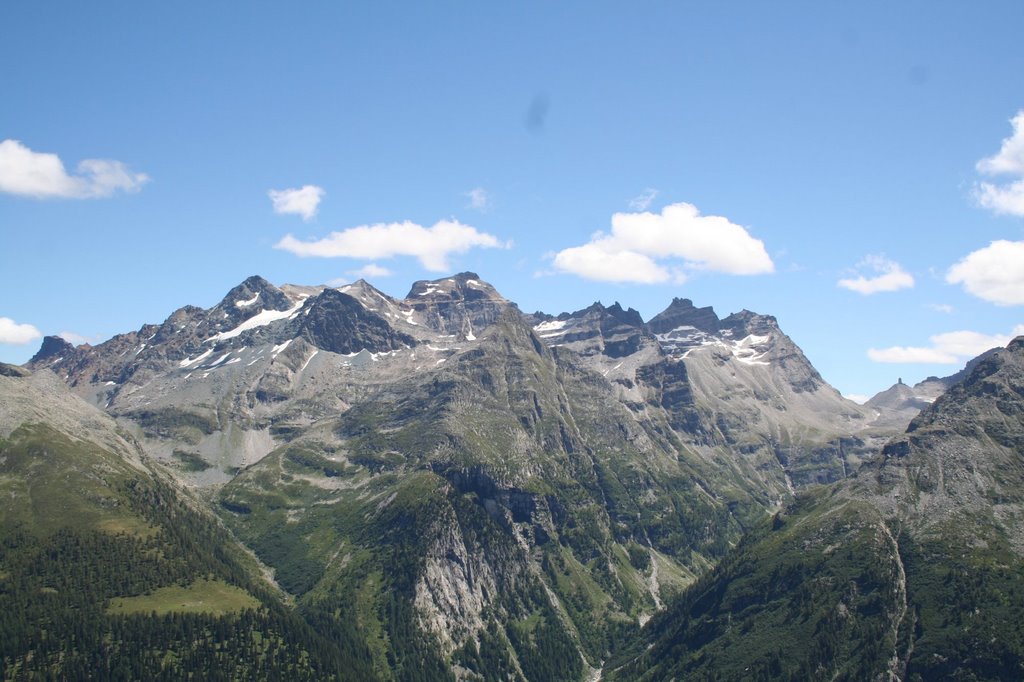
4, 272, 1020, 680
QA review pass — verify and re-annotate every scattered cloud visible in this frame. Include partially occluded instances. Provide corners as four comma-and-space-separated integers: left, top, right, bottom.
628, 188, 659, 211
868, 325, 1024, 364
977, 111, 1024, 175
275, 219, 509, 271
347, 263, 393, 279
927, 303, 954, 314
843, 393, 871, 405
974, 111, 1024, 216
0, 317, 42, 345
269, 185, 324, 221
551, 202, 773, 284
465, 187, 491, 211
837, 255, 914, 295
0, 139, 149, 199
975, 180, 1024, 216
946, 240, 1024, 306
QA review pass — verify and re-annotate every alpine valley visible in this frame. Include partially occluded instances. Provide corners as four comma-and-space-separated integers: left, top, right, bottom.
3, 272, 1022, 680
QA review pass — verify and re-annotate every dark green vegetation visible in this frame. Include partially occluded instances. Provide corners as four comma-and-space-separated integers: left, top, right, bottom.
606, 493, 904, 680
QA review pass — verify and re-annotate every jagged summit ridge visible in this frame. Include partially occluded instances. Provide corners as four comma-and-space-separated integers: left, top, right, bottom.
26, 271, 892, 496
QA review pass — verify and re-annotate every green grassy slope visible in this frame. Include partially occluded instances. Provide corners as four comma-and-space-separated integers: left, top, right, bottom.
0, 371, 374, 681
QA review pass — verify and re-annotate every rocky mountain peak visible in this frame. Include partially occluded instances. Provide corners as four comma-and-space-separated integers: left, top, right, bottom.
864, 381, 930, 413
288, 288, 416, 355
605, 302, 644, 328
335, 278, 401, 312
217, 275, 294, 314
858, 335, 1024, 533
404, 273, 507, 336
647, 297, 720, 335
29, 335, 77, 364
720, 310, 779, 337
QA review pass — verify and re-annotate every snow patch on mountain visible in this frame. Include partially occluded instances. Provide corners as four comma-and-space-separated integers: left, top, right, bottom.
179, 348, 213, 368
533, 320, 569, 337
657, 326, 772, 366
207, 299, 306, 342
235, 293, 259, 308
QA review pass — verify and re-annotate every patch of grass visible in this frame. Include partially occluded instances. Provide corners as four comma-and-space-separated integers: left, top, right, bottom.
172, 449, 213, 472
107, 578, 259, 616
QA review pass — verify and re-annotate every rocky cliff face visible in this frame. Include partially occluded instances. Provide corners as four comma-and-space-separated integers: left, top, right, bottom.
530, 296, 886, 497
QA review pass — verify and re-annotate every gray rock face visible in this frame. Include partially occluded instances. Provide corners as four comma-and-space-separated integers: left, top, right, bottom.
287, 288, 417, 355
646, 297, 720, 335
531, 294, 889, 494
858, 336, 1024, 542
405, 271, 507, 337
526, 300, 653, 359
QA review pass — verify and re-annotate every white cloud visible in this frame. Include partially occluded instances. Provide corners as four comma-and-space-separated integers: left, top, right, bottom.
843, 393, 871, 405
974, 111, 1024, 216
628, 188, 658, 211
0, 317, 42, 345
275, 219, 509, 271
465, 187, 490, 211
975, 179, 1024, 216
551, 202, 773, 284
946, 240, 1024, 306
837, 255, 914, 295
868, 325, 1024, 364
927, 303, 954, 314
0, 139, 149, 199
269, 185, 324, 221
553, 245, 675, 284
977, 111, 1024, 176
347, 263, 392, 279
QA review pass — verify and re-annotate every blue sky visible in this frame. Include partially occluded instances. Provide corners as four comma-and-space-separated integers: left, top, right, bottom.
1, 1, 1023, 400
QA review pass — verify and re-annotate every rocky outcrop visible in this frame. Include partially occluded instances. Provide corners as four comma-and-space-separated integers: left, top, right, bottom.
405, 271, 507, 337
288, 288, 416, 355
647, 297, 720, 335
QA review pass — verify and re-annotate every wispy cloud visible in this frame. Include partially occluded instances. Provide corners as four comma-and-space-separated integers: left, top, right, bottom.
275, 219, 509, 271
974, 111, 1024, 216
347, 263, 392, 279
0, 139, 149, 199
927, 303, 954, 314
946, 240, 1024, 306
269, 185, 324, 221
837, 255, 914, 295
868, 325, 1024, 364
628, 188, 658, 211
551, 202, 774, 284
465, 187, 491, 211
0, 317, 42, 345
